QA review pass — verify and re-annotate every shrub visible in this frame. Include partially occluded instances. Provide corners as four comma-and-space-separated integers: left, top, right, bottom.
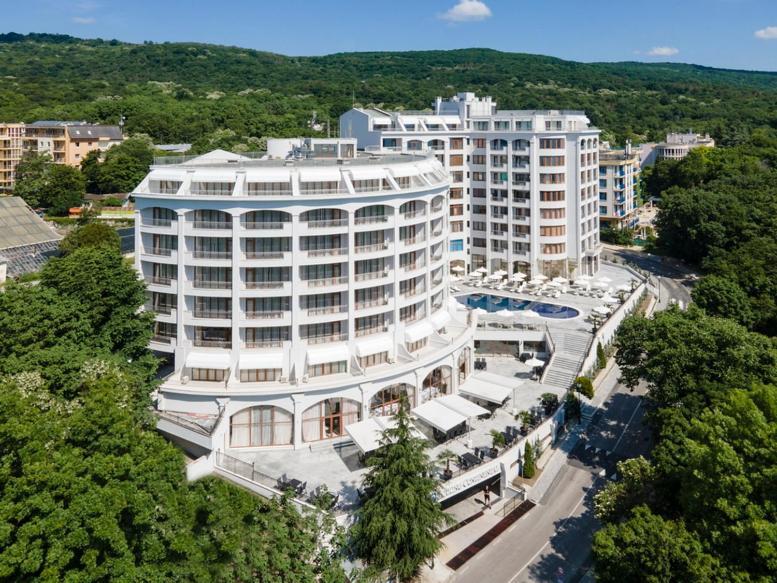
540, 392, 559, 415
597, 342, 607, 370
523, 442, 536, 479
574, 376, 595, 399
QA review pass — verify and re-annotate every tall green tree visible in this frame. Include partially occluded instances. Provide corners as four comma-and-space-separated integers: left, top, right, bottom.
12, 151, 51, 207
42, 164, 85, 215
691, 274, 754, 328
351, 395, 451, 581
59, 222, 121, 255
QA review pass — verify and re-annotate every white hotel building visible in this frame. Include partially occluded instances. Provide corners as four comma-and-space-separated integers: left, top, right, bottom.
133, 140, 474, 453
341, 92, 603, 278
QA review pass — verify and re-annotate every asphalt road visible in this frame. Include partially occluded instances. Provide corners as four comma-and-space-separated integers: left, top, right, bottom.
452, 371, 651, 583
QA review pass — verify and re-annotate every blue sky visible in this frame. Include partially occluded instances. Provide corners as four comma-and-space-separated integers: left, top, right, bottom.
5, 0, 777, 71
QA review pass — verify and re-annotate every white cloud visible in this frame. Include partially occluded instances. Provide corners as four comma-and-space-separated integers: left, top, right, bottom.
647, 46, 679, 57
72, 16, 96, 24
439, 0, 492, 23
754, 26, 777, 40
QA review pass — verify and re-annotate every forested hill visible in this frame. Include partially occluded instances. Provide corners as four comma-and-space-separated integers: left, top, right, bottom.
2, 32, 776, 149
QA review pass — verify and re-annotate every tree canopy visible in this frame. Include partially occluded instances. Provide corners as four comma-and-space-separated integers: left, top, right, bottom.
59, 222, 121, 255
12, 152, 85, 214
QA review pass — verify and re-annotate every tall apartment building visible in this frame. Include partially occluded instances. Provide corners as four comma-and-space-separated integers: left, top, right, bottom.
0, 123, 25, 192
133, 140, 474, 451
341, 92, 603, 278
598, 142, 641, 230
655, 132, 715, 161
23, 121, 123, 166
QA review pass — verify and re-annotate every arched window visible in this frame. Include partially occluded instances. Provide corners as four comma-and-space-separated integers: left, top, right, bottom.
145, 207, 176, 226
192, 209, 231, 229
230, 406, 293, 447
458, 348, 471, 383
302, 398, 361, 442
421, 365, 452, 402
242, 210, 290, 229
407, 140, 424, 151
370, 384, 414, 416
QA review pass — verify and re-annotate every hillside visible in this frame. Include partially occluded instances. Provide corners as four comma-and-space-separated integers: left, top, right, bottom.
1, 33, 776, 149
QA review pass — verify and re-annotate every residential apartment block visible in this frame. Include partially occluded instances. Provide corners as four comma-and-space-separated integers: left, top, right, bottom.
655, 132, 715, 161
341, 92, 603, 278
0, 123, 25, 192
598, 142, 641, 230
23, 121, 123, 166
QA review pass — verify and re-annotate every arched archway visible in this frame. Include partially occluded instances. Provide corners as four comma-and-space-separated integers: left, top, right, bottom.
370, 384, 415, 416
407, 139, 424, 151
229, 405, 294, 447
301, 397, 361, 442
421, 365, 452, 403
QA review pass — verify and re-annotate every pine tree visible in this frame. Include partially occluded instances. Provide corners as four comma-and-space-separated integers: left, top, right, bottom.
523, 442, 536, 479
351, 395, 452, 581
597, 341, 607, 370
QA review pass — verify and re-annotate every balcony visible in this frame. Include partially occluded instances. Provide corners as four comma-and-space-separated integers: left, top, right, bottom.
145, 303, 174, 315
355, 242, 389, 254
244, 251, 286, 260
146, 247, 175, 257
244, 280, 288, 290
149, 276, 174, 286
401, 287, 424, 299
355, 298, 388, 310
306, 305, 347, 316
306, 333, 348, 345
401, 261, 425, 273
143, 218, 175, 228
244, 340, 285, 349
192, 250, 232, 260
355, 325, 389, 337
193, 339, 232, 349
402, 236, 426, 246
355, 215, 389, 226
243, 221, 288, 230
193, 310, 232, 320
192, 280, 231, 290
305, 219, 349, 229
193, 221, 232, 230
151, 334, 175, 345
245, 310, 286, 320
355, 270, 388, 282
306, 248, 348, 257
305, 276, 348, 288
402, 210, 426, 220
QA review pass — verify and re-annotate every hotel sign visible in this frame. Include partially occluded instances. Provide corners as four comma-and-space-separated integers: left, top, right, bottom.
438, 461, 501, 500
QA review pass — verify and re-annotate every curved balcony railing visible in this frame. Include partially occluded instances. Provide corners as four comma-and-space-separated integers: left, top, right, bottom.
306, 305, 347, 316
355, 242, 389, 254
192, 280, 231, 290
192, 250, 232, 260
354, 270, 388, 282
243, 281, 288, 289
305, 218, 349, 229
305, 333, 348, 345
354, 215, 389, 225
306, 248, 348, 257
243, 221, 288, 230
193, 221, 232, 230
244, 251, 286, 259
245, 310, 286, 320
305, 276, 348, 287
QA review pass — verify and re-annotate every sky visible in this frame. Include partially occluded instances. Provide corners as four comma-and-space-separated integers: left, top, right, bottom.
4, 0, 777, 71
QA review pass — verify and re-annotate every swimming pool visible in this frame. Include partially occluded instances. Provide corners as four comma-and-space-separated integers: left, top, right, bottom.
456, 293, 580, 319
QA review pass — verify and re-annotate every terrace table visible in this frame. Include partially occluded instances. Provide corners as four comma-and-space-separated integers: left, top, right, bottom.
461, 452, 482, 468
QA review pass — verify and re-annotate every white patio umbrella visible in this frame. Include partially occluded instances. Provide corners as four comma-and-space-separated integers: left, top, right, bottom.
512, 271, 527, 279
593, 306, 611, 316
528, 278, 544, 286
493, 269, 508, 277
545, 280, 562, 289
488, 273, 503, 281
510, 273, 526, 282
534, 274, 549, 281
475, 267, 488, 274
525, 357, 545, 368
495, 309, 515, 319
451, 265, 465, 273
469, 271, 484, 279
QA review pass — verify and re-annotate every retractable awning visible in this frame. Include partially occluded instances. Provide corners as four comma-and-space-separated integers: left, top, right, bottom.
389, 164, 421, 178
458, 376, 513, 405
185, 351, 231, 369
430, 310, 452, 330
412, 400, 467, 433
437, 394, 489, 418
244, 168, 292, 183
149, 169, 186, 182
298, 167, 343, 183
404, 320, 434, 344
354, 334, 393, 358
472, 371, 523, 390
238, 351, 284, 370
307, 343, 350, 366
345, 418, 384, 454
348, 166, 388, 180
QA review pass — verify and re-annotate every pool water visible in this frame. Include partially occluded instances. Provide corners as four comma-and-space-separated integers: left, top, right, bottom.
457, 293, 580, 319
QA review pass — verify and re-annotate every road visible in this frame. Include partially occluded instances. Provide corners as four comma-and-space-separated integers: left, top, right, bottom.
453, 370, 651, 583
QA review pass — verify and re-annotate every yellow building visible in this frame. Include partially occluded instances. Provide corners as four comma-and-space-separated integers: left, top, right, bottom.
0, 123, 25, 192
23, 121, 123, 167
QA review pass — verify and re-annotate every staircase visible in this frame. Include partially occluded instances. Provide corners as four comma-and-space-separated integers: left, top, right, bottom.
541, 331, 592, 390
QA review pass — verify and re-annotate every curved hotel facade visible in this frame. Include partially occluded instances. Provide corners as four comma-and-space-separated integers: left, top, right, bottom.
133, 142, 475, 452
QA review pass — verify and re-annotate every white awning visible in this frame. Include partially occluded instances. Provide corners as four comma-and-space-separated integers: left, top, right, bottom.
437, 394, 490, 418
149, 170, 185, 182
404, 320, 434, 344
244, 169, 292, 183
298, 167, 343, 183
354, 334, 393, 358
238, 351, 284, 370
189, 171, 236, 183
307, 343, 350, 366
348, 166, 387, 180
412, 400, 467, 433
346, 418, 384, 454
458, 376, 513, 405
389, 164, 421, 178
474, 371, 523, 389
185, 351, 231, 369
430, 310, 452, 330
